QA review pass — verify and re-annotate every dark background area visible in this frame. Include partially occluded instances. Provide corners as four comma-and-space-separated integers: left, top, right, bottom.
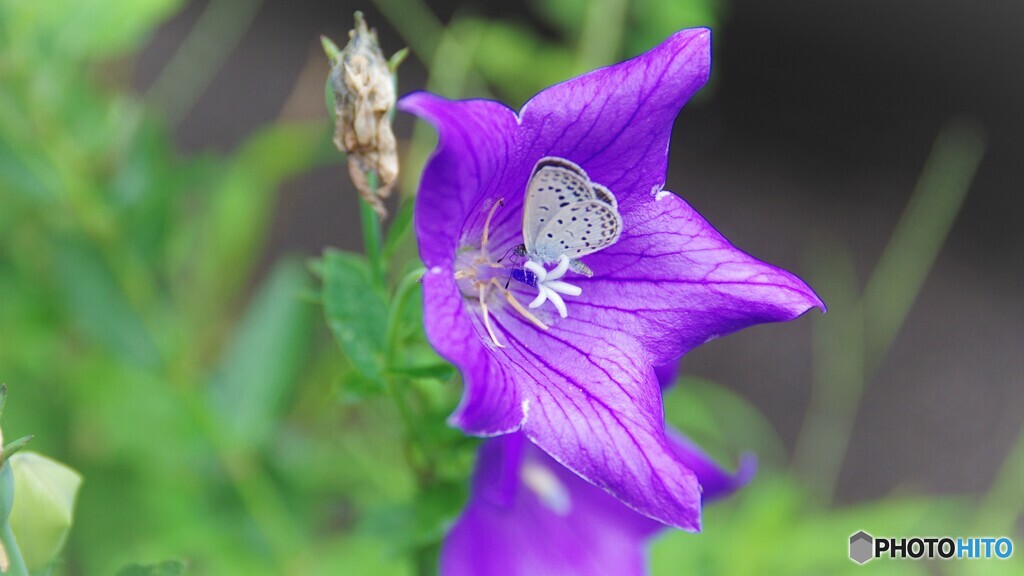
135, 0, 1023, 503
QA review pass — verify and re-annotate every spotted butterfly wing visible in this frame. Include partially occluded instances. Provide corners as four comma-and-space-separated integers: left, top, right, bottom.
532, 200, 622, 262
522, 157, 595, 255
591, 182, 617, 210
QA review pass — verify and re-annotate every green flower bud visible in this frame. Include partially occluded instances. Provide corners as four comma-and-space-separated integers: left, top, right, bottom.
8, 452, 82, 571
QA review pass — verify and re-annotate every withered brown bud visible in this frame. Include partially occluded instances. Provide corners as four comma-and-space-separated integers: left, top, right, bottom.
325, 12, 400, 218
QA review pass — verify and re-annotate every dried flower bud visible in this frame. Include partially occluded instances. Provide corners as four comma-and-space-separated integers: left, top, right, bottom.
8, 452, 82, 571
325, 12, 400, 218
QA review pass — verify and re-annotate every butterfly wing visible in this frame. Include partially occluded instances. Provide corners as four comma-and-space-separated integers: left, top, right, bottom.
530, 199, 623, 261
591, 182, 617, 210
522, 157, 595, 253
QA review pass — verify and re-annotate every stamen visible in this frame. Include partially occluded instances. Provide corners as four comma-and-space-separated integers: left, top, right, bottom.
490, 278, 549, 330
481, 198, 505, 252
479, 283, 505, 348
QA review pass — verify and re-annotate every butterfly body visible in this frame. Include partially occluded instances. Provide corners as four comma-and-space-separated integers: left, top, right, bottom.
513, 243, 593, 278
499, 157, 622, 320
518, 157, 622, 277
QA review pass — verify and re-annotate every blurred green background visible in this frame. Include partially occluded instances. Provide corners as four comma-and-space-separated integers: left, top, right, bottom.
0, 0, 1020, 574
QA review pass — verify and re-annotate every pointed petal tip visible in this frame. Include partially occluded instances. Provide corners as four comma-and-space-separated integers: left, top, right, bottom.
666, 26, 712, 82
672, 26, 712, 45
679, 509, 702, 533
447, 401, 525, 438
794, 279, 828, 316
396, 90, 437, 116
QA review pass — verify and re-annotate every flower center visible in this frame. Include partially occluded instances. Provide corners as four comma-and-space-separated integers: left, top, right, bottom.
453, 242, 551, 349
452, 199, 587, 348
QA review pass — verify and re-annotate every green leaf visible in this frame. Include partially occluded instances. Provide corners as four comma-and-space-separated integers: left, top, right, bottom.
208, 258, 314, 447
664, 376, 787, 470
468, 19, 579, 107
627, 0, 720, 57
313, 535, 410, 576
116, 560, 187, 576
650, 472, 968, 576
56, 241, 161, 367
529, 0, 588, 36
321, 250, 388, 382
194, 122, 333, 312
383, 197, 416, 261
386, 363, 455, 381
337, 370, 386, 403
1, 0, 182, 58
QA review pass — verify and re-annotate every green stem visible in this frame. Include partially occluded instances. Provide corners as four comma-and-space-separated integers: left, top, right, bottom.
791, 246, 864, 501
175, 391, 302, 573
793, 120, 985, 501
974, 428, 1024, 533
577, 0, 630, 70
862, 120, 985, 371
413, 544, 440, 576
0, 521, 29, 576
359, 183, 385, 287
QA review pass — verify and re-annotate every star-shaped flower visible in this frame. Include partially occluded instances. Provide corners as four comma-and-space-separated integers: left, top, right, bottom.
440, 430, 754, 576
401, 28, 822, 529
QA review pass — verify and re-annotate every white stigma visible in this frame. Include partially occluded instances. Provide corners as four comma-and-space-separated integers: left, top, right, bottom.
524, 255, 582, 319
520, 460, 572, 515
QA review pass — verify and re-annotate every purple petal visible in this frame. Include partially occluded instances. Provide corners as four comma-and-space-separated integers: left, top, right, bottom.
482, 303, 702, 529
397, 93, 518, 267
481, 28, 713, 253
422, 268, 526, 435
441, 434, 660, 576
655, 363, 679, 389
667, 429, 756, 502
518, 28, 711, 214
441, 431, 753, 576
575, 191, 825, 366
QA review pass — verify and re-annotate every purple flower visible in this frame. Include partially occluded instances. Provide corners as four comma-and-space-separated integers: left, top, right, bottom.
440, 430, 754, 576
401, 28, 823, 529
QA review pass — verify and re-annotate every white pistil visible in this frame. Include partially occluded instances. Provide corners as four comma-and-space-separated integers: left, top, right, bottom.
525, 255, 582, 319
521, 460, 571, 515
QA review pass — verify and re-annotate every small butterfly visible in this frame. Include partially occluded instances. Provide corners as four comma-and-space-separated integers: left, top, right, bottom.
514, 157, 623, 277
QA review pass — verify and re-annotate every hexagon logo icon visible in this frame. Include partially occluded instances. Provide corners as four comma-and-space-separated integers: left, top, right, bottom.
850, 531, 874, 564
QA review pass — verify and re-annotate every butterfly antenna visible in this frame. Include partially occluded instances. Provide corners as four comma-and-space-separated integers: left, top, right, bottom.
496, 246, 514, 264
